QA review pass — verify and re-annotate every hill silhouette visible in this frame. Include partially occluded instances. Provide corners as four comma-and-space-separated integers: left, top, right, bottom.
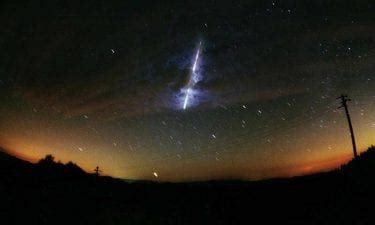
0, 146, 374, 225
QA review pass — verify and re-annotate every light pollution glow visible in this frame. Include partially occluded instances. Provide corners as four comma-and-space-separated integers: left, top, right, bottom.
0, 100, 373, 181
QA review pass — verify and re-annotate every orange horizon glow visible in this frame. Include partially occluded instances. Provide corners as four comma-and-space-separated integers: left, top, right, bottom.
1, 137, 371, 182
0, 97, 373, 182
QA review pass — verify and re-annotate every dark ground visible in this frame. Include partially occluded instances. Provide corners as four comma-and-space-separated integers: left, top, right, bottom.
0, 147, 374, 225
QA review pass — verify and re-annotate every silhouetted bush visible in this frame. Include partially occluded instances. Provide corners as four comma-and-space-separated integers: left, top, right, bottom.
38, 154, 55, 165
35, 154, 86, 181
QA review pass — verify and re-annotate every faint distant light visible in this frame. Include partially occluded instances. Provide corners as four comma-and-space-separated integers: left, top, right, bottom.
78, 147, 83, 152
211, 134, 217, 139
153, 172, 158, 177
242, 105, 247, 109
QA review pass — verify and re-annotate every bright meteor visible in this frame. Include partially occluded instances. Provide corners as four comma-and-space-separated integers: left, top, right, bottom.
183, 88, 191, 109
183, 41, 202, 110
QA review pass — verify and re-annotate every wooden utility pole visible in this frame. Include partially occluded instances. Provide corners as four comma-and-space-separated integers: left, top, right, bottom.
337, 94, 358, 159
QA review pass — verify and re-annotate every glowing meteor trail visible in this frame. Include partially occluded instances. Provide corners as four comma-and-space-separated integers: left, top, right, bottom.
183, 88, 191, 109
192, 48, 200, 72
183, 42, 202, 110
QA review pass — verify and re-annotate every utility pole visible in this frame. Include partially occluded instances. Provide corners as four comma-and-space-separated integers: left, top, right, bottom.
337, 94, 358, 159
94, 166, 102, 177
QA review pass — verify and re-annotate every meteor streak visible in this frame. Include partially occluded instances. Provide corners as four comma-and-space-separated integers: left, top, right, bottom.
183, 41, 202, 110
183, 88, 191, 110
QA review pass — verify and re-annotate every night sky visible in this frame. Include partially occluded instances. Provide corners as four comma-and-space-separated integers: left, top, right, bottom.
0, 0, 374, 181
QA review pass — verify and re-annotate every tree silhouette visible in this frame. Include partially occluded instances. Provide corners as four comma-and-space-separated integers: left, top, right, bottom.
38, 154, 55, 165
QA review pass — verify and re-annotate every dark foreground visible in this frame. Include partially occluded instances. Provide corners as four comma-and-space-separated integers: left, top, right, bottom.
1, 147, 375, 225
